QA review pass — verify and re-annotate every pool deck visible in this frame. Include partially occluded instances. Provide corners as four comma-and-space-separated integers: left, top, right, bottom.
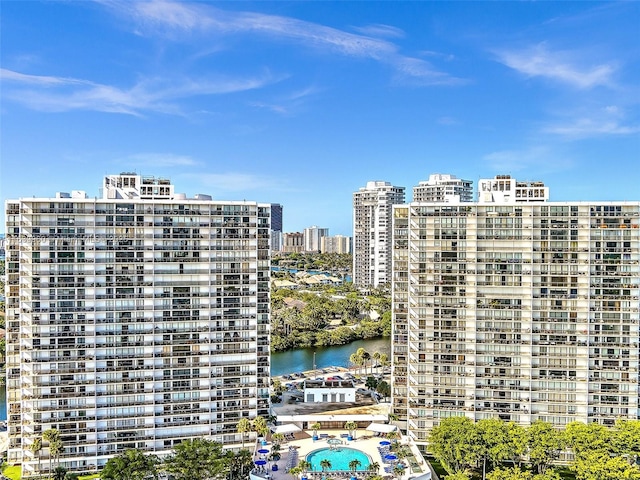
251, 429, 429, 479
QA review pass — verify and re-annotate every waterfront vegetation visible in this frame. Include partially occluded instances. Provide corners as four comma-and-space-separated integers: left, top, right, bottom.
270, 280, 391, 352
429, 417, 640, 480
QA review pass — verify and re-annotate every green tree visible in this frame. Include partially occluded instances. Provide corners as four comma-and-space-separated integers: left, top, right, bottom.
572, 451, 640, 480
100, 448, 159, 480
428, 416, 480, 475
253, 416, 269, 440
477, 418, 514, 479
320, 458, 332, 472
311, 422, 322, 438
564, 421, 611, 460
43, 428, 63, 480
365, 376, 379, 390
53, 466, 67, 480
348, 459, 362, 472
612, 420, 640, 464
344, 421, 358, 439
28, 437, 43, 477
527, 421, 565, 474
376, 380, 391, 401
349, 351, 364, 375
507, 422, 529, 468
163, 438, 226, 480
446, 473, 471, 480
236, 418, 252, 449
368, 462, 381, 474
297, 460, 312, 475
225, 449, 254, 480
271, 432, 285, 446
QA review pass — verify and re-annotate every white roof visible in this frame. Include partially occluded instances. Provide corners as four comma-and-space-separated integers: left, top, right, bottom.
271, 423, 302, 434
365, 423, 397, 433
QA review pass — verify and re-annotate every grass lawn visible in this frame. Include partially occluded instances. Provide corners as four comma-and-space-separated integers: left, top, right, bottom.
425, 456, 448, 479
1, 465, 22, 480
78, 475, 100, 480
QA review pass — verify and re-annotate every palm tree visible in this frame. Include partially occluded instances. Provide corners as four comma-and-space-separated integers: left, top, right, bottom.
392, 464, 405, 479
272, 432, 285, 446
253, 416, 269, 441
344, 421, 358, 439
368, 462, 381, 474
237, 418, 251, 449
311, 422, 322, 439
373, 351, 381, 374
53, 466, 67, 480
349, 352, 363, 375
348, 459, 362, 473
28, 437, 43, 477
288, 466, 303, 479
43, 428, 62, 480
320, 458, 332, 473
298, 459, 312, 474
360, 349, 371, 374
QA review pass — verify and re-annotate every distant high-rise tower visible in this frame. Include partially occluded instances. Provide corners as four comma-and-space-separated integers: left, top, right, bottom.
321, 235, 352, 254
353, 181, 405, 288
4, 173, 271, 476
303, 226, 329, 253
413, 173, 473, 203
392, 179, 640, 445
477, 174, 549, 203
271, 203, 283, 252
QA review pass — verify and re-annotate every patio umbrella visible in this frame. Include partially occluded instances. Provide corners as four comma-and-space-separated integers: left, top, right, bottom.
379, 440, 391, 446
384, 454, 398, 461
255, 460, 267, 466
258, 449, 269, 454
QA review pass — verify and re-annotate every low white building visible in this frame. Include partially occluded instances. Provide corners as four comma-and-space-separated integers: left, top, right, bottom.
304, 379, 356, 403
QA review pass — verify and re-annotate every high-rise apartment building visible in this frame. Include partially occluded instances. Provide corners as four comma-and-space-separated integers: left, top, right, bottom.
282, 232, 304, 253
392, 195, 640, 445
303, 226, 329, 253
320, 235, 352, 254
478, 175, 549, 203
353, 181, 405, 288
413, 174, 473, 203
270, 204, 283, 253
4, 174, 271, 475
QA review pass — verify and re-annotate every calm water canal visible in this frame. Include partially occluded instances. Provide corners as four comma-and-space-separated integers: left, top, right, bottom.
270, 337, 390, 377
0, 338, 390, 419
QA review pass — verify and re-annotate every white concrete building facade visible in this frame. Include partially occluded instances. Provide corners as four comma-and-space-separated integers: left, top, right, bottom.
413, 174, 473, 203
392, 200, 640, 444
353, 181, 405, 288
4, 174, 271, 475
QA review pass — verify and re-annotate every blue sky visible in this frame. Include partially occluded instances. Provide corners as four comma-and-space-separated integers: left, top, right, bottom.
1, 1, 638, 236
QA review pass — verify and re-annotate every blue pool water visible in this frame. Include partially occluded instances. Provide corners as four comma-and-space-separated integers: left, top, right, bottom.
307, 447, 371, 471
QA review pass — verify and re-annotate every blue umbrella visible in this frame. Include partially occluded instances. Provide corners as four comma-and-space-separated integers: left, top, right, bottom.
379, 440, 391, 446
255, 460, 267, 466
384, 454, 398, 461
258, 449, 269, 454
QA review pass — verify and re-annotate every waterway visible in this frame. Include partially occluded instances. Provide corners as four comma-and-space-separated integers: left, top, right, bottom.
270, 337, 390, 377
0, 338, 390, 419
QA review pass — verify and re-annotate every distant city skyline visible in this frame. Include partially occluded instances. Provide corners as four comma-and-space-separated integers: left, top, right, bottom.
2, 1, 639, 236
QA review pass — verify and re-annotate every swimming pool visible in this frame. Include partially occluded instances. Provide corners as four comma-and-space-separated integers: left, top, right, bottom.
307, 447, 371, 471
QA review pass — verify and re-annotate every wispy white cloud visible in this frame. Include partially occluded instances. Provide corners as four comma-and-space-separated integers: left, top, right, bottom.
542, 105, 640, 138
544, 118, 640, 137
102, 0, 464, 86
120, 153, 200, 168
351, 23, 405, 39
249, 85, 320, 115
495, 43, 616, 89
1, 68, 281, 115
483, 145, 572, 173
